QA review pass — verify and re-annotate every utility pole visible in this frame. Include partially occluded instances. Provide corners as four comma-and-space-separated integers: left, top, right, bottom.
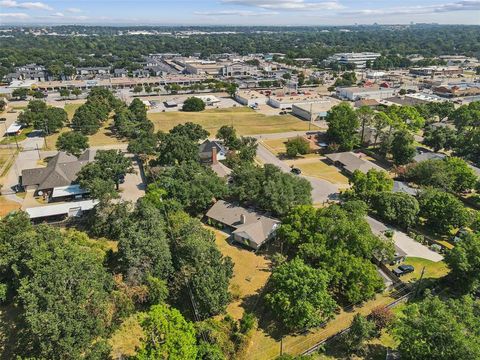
280, 336, 283, 356
413, 266, 426, 300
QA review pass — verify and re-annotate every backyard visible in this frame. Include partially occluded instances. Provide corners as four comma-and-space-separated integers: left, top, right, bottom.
148, 107, 311, 136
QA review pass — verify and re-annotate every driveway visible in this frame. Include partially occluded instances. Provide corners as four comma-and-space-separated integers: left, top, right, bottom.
256, 143, 339, 204
118, 156, 146, 202
366, 216, 443, 262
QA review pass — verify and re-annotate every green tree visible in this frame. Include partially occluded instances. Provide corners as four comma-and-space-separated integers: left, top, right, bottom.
342, 314, 376, 355
59, 88, 70, 99
170, 122, 209, 142
16, 229, 112, 359
326, 103, 359, 151
346, 169, 393, 204
71, 88, 82, 98
391, 130, 416, 165
356, 106, 375, 145
169, 212, 234, 318
285, 136, 310, 158
418, 188, 470, 234
216, 125, 239, 149
445, 232, 480, 294
136, 304, 197, 360
230, 164, 312, 216
265, 257, 337, 330
12, 87, 28, 100
156, 132, 199, 166
149, 161, 228, 215
0, 98, 6, 112
77, 150, 134, 198
371, 192, 420, 229
423, 126, 457, 152
56, 131, 89, 156
182, 97, 205, 112
117, 200, 173, 284
394, 295, 480, 360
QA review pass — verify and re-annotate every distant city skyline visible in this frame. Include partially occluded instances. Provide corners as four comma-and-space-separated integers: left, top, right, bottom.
1, 0, 479, 25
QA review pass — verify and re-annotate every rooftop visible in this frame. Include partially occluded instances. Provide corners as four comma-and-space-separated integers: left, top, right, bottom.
326, 151, 384, 174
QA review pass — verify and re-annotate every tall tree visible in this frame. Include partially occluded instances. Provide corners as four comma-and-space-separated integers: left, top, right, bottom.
391, 130, 416, 165
326, 103, 359, 151
265, 257, 337, 330
136, 304, 198, 360
56, 131, 89, 156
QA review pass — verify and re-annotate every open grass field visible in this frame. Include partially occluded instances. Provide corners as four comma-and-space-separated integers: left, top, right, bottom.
212, 227, 271, 320
149, 107, 311, 136
284, 157, 350, 186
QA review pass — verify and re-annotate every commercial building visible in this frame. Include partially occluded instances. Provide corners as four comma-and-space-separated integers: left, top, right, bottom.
194, 95, 221, 106
326, 52, 381, 69
433, 83, 480, 98
336, 86, 397, 101
221, 63, 257, 77
184, 61, 224, 75
409, 66, 463, 77
291, 97, 341, 121
267, 92, 327, 109
234, 90, 268, 106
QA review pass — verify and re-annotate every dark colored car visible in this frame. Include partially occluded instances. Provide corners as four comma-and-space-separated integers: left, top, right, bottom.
291, 168, 302, 175
393, 264, 414, 277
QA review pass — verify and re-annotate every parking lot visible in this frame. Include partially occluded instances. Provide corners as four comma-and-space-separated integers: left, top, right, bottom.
138, 92, 239, 113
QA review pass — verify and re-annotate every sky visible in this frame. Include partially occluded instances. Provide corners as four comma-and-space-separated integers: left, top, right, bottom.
0, 0, 479, 26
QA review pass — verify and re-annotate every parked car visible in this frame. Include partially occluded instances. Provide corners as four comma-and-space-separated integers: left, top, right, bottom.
291, 167, 302, 175
393, 264, 414, 277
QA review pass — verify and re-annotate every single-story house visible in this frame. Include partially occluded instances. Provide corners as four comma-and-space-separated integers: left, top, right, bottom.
199, 140, 227, 163
325, 152, 384, 175
205, 200, 280, 250
21, 150, 95, 198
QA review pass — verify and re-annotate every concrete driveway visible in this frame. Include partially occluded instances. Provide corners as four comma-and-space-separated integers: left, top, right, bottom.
256, 142, 339, 204
118, 156, 146, 202
366, 216, 443, 262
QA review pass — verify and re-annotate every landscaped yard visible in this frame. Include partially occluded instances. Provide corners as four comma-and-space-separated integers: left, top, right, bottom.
284, 157, 350, 186
211, 227, 271, 320
392, 257, 449, 283
149, 107, 311, 136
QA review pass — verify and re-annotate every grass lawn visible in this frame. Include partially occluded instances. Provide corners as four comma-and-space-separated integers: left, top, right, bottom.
395, 257, 449, 283
262, 138, 290, 156
64, 103, 82, 121
0, 196, 21, 217
211, 226, 271, 320
284, 157, 350, 186
149, 107, 311, 136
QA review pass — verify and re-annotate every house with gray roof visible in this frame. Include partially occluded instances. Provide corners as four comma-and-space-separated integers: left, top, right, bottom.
413, 151, 446, 163
205, 200, 280, 250
199, 139, 227, 163
21, 150, 95, 198
325, 151, 384, 175
393, 181, 418, 196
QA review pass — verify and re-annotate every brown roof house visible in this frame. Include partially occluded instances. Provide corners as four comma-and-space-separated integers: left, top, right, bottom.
205, 200, 280, 250
21, 150, 95, 197
325, 151, 384, 175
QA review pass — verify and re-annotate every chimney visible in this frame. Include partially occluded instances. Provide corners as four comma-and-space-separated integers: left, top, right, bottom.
211, 146, 218, 165
240, 214, 246, 224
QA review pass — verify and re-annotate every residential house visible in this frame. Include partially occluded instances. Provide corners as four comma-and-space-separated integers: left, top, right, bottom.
199, 140, 227, 163
205, 200, 280, 250
21, 150, 95, 199
325, 152, 384, 175
413, 150, 446, 163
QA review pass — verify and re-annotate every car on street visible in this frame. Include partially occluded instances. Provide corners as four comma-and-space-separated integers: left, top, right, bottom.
291, 167, 302, 175
393, 264, 414, 277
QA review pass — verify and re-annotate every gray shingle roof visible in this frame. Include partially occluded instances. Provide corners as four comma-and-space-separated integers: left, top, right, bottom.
206, 200, 280, 247
326, 152, 384, 174
21, 150, 95, 190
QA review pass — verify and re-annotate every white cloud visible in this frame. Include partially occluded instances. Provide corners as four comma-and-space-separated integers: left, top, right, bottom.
65, 7, 82, 13
221, 0, 344, 10
51, 11, 64, 17
0, 0, 52, 10
343, 0, 480, 16
0, 11, 30, 18
195, 9, 278, 16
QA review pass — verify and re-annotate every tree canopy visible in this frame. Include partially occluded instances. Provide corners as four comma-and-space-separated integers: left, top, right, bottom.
56, 131, 89, 156
326, 103, 359, 151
